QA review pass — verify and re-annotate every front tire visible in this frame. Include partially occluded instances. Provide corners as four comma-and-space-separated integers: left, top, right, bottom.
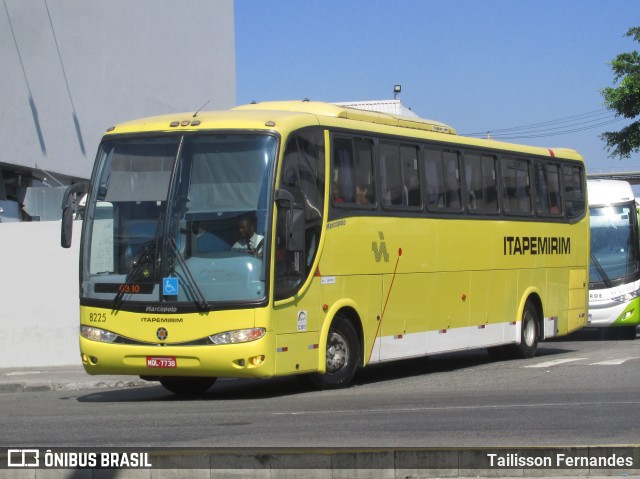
159, 377, 217, 396
305, 315, 360, 390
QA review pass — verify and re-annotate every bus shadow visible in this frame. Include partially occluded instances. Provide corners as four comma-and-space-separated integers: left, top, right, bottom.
76, 375, 312, 403
353, 349, 492, 386
76, 349, 498, 403
546, 326, 638, 342
76, 342, 586, 403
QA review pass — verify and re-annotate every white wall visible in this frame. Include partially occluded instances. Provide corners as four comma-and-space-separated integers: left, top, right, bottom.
0, 221, 80, 367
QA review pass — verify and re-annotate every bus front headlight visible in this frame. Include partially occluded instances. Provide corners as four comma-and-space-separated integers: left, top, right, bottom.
81, 326, 118, 343
209, 328, 266, 345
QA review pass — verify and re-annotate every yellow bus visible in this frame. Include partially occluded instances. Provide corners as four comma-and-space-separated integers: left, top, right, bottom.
61, 100, 589, 395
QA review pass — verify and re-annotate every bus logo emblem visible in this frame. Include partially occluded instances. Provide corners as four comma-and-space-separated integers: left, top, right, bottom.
372, 231, 389, 262
156, 327, 168, 341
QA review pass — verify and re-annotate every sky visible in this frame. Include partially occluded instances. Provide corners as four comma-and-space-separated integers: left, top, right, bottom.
235, 0, 640, 174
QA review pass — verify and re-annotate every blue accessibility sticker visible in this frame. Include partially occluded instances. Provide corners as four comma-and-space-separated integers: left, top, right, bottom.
163, 277, 179, 296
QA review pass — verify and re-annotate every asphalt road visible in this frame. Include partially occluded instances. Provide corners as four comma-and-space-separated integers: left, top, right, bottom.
2, 328, 640, 448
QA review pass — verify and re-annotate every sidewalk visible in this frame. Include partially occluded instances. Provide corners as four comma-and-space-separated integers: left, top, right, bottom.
0, 364, 147, 394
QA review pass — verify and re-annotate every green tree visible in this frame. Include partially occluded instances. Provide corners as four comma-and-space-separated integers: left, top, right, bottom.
601, 27, 640, 159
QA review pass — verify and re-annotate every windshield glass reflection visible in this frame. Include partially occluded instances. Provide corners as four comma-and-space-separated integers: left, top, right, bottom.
82, 134, 276, 307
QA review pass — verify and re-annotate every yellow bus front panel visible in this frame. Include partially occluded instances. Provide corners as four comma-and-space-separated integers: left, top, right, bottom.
79, 305, 276, 378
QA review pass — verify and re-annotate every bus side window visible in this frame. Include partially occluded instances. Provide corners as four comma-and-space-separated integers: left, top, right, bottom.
332, 137, 374, 207
465, 153, 498, 214
353, 139, 374, 205
424, 148, 461, 212
535, 162, 563, 216
380, 143, 402, 207
563, 164, 586, 218
380, 142, 421, 208
501, 158, 532, 215
424, 149, 441, 208
333, 138, 354, 204
401, 145, 421, 207
443, 152, 461, 209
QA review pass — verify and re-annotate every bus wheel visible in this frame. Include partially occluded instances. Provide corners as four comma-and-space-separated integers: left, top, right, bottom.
307, 315, 360, 390
159, 377, 217, 396
511, 301, 539, 359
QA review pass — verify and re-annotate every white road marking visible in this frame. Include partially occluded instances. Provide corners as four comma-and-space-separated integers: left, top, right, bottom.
590, 357, 639, 365
524, 358, 586, 368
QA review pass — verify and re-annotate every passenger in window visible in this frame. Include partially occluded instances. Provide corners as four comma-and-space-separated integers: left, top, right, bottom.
232, 213, 263, 256
549, 197, 562, 215
355, 184, 371, 205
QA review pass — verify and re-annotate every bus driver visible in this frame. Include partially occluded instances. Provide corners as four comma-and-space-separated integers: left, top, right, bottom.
232, 213, 263, 255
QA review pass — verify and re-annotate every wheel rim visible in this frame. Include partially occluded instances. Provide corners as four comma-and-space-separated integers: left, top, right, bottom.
523, 310, 536, 346
326, 330, 349, 374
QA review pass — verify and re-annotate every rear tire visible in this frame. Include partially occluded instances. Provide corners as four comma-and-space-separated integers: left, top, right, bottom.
304, 315, 360, 390
510, 300, 539, 359
159, 377, 217, 396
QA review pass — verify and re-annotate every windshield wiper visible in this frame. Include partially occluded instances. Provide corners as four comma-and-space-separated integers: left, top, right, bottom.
590, 252, 612, 288
167, 238, 210, 311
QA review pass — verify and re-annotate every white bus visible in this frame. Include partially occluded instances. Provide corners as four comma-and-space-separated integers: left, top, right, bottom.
588, 179, 640, 339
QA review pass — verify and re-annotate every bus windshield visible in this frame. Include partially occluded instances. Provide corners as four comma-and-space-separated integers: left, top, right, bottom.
81, 134, 277, 309
589, 202, 640, 288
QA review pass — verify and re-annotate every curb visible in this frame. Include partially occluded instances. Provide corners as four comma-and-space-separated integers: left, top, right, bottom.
0, 379, 147, 394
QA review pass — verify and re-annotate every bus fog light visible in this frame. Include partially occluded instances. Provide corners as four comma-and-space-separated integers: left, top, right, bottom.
250, 355, 265, 366
209, 328, 266, 345
81, 326, 118, 343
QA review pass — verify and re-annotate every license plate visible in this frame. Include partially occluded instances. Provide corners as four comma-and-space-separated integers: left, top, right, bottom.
146, 356, 177, 368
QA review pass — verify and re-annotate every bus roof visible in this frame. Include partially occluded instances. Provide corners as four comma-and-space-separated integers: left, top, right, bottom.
587, 179, 635, 206
103, 100, 583, 161
103, 100, 456, 136
233, 100, 456, 134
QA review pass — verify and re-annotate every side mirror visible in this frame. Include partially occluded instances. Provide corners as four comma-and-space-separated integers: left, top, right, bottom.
275, 188, 305, 252
61, 182, 88, 248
